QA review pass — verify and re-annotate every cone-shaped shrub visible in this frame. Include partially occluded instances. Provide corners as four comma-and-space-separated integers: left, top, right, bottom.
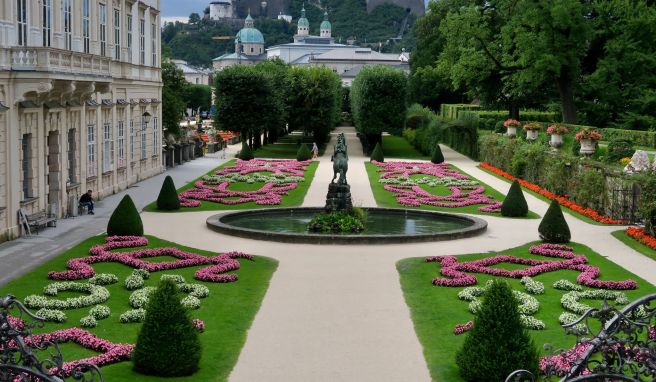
238, 142, 254, 160
456, 281, 538, 381
370, 142, 384, 162
133, 279, 201, 376
107, 195, 143, 236
501, 180, 528, 217
431, 145, 444, 164
297, 144, 311, 161
538, 199, 571, 243
156, 176, 180, 210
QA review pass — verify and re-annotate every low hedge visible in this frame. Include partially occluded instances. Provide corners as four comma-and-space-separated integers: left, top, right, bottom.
460, 110, 560, 130
440, 104, 480, 121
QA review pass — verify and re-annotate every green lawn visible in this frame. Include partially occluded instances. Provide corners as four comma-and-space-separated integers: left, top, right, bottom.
253, 134, 327, 159
397, 241, 656, 382
478, 165, 608, 225
144, 159, 319, 212
612, 229, 656, 262
366, 161, 539, 218
0, 235, 278, 381
381, 135, 430, 160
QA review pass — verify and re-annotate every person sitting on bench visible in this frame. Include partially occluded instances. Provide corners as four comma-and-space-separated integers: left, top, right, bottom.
79, 190, 95, 215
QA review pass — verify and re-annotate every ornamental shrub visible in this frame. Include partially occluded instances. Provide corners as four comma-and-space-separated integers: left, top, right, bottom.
606, 139, 634, 163
538, 200, 571, 243
370, 142, 384, 162
238, 142, 254, 160
133, 279, 201, 376
297, 144, 311, 161
455, 280, 538, 381
431, 145, 444, 164
156, 176, 180, 210
501, 181, 529, 217
107, 195, 143, 236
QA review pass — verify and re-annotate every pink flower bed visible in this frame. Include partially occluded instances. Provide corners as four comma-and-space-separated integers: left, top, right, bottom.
539, 342, 592, 377
179, 159, 311, 207
48, 236, 254, 283
426, 243, 637, 290
454, 321, 474, 335
372, 161, 502, 212
193, 319, 206, 332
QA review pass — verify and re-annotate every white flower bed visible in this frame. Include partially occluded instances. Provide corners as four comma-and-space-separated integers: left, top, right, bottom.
80, 315, 98, 328
129, 287, 156, 309
180, 283, 210, 298
119, 308, 146, 323
89, 273, 118, 286
160, 274, 185, 284
35, 308, 67, 322
520, 277, 545, 294
181, 295, 201, 310
89, 305, 111, 320
561, 290, 629, 315
25, 282, 110, 310
553, 279, 583, 291
124, 273, 145, 291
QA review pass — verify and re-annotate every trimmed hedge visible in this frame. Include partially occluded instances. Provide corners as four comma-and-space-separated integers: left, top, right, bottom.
501, 181, 529, 217
538, 200, 571, 243
297, 144, 311, 161
156, 176, 180, 211
238, 142, 254, 160
431, 145, 444, 164
440, 104, 480, 121
460, 110, 560, 130
107, 195, 143, 236
370, 142, 384, 162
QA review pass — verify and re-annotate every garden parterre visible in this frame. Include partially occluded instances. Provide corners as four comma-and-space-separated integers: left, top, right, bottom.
397, 241, 656, 382
0, 235, 278, 381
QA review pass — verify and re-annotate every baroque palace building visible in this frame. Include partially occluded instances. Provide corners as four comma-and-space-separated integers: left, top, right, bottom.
0, 0, 163, 242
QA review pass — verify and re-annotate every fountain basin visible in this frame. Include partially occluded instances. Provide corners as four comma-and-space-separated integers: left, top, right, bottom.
206, 208, 487, 244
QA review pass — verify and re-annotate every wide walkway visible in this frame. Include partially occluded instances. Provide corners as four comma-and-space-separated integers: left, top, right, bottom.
0, 146, 238, 287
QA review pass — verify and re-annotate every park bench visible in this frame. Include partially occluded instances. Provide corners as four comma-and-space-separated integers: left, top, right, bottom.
18, 208, 57, 235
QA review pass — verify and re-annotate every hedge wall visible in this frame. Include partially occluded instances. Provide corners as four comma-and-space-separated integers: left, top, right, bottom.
440, 104, 480, 121
460, 110, 561, 130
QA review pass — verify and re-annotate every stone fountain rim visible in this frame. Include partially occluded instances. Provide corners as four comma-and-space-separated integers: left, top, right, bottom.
205, 207, 487, 245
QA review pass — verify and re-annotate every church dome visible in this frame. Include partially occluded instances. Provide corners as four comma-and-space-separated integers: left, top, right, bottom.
236, 27, 264, 44
297, 6, 309, 27
320, 12, 331, 30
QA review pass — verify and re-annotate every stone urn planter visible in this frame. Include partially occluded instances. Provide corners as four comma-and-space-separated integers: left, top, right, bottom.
579, 139, 596, 156
549, 134, 564, 148
506, 126, 517, 137
526, 129, 539, 141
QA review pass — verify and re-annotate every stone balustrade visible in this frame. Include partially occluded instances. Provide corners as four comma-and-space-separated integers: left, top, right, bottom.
9, 47, 112, 78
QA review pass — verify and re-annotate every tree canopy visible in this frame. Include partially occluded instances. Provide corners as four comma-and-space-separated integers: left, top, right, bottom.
162, 61, 187, 137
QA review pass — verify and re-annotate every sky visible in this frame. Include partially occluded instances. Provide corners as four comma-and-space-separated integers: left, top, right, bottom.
161, 0, 207, 18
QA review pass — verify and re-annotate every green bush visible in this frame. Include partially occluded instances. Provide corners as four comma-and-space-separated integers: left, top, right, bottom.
571, 167, 606, 211
308, 211, 365, 233
406, 104, 434, 130
238, 142, 254, 160
501, 181, 529, 217
156, 176, 180, 211
107, 195, 143, 236
456, 280, 538, 381
606, 140, 635, 163
132, 279, 201, 376
440, 104, 480, 121
370, 142, 384, 162
297, 144, 311, 161
431, 145, 444, 164
538, 200, 571, 243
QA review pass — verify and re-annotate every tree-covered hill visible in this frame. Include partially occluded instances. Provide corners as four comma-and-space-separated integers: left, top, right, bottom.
163, 0, 415, 67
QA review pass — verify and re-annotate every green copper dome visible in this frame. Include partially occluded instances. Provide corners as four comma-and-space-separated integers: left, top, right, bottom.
236, 27, 264, 44
297, 6, 309, 27
320, 12, 331, 30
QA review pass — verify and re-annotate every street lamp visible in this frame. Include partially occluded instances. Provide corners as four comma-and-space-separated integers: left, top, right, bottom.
142, 111, 152, 124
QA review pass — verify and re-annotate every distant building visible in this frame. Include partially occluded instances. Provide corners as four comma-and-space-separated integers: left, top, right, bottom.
277, 13, 293, 23
171, 60, 212, 85
212, 12, 267, 70
209, 0, 235, 20
310, 48, 410, 85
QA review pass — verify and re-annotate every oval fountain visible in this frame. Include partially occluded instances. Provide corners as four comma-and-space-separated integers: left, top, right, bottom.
206, 133, 487, 244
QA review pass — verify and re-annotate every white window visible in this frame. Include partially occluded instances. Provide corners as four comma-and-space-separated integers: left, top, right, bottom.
141, 117, 148, 159
114, 9, 121, 60
103, 122, 113, 172
42, 0, 52, 47
99, 4, 107, 56
67, 129, 77, 183
63, 0, 72, 50
117, 121, 125, 167
151, 23, 157, 66
83, 0, 90, 53
153, 116, 159, 154
129, 120, 134, 161
139, 19, 145, 65
127, 14, 133, 62
87, 124, 96, 177
17, 0, 27, 46
21, 134, 32, 199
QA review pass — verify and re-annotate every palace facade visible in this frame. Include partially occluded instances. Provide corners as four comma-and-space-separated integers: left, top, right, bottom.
0, 0, 164, 242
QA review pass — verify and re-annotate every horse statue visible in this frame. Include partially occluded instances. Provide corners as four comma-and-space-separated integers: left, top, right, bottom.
331, 133, 348, 185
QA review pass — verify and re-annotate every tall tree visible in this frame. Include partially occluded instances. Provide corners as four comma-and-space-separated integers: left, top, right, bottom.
162, 61, 187, 137
184, 84, 212, 114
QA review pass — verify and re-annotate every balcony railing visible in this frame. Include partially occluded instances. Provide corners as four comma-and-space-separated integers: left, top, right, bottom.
10, 47, 112, 77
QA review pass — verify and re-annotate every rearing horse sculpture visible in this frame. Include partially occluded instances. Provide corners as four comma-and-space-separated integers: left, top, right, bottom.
331, 133, 348, 185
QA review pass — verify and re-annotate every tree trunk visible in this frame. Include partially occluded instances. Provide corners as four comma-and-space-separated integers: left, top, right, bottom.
556, 72, 577, 124
253, 132, 262, 150
509, 103, 520, 120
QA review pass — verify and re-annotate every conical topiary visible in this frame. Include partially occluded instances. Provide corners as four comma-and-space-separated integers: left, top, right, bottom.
132, 279, 201, 376
455, 281, 539, 381
297, 144, 311, 161
501, 180, 529, 217
538, 199, 571, 243
107, 195, 143, 236
156, 176, 180, 211
238, 141, 254, 160
370, 142, 384, 162
431, 144, 444, 164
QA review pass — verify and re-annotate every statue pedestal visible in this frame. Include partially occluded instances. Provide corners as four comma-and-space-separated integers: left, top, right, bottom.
325, 183, 353, 213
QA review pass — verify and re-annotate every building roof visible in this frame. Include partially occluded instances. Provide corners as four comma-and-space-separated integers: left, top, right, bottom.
210, 0, 231, 4
212, 52, 266, 62
311, 48, 402, 62
171, 59, 210, 75
297, 6, 309, 27
236, 27, 264, 44
267, 41, 351, 50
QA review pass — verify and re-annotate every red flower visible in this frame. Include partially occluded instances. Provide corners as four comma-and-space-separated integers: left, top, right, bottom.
626, 227, 656, 250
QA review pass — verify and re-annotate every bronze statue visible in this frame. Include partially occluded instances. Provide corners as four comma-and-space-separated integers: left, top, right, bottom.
331, 133, 348, 185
